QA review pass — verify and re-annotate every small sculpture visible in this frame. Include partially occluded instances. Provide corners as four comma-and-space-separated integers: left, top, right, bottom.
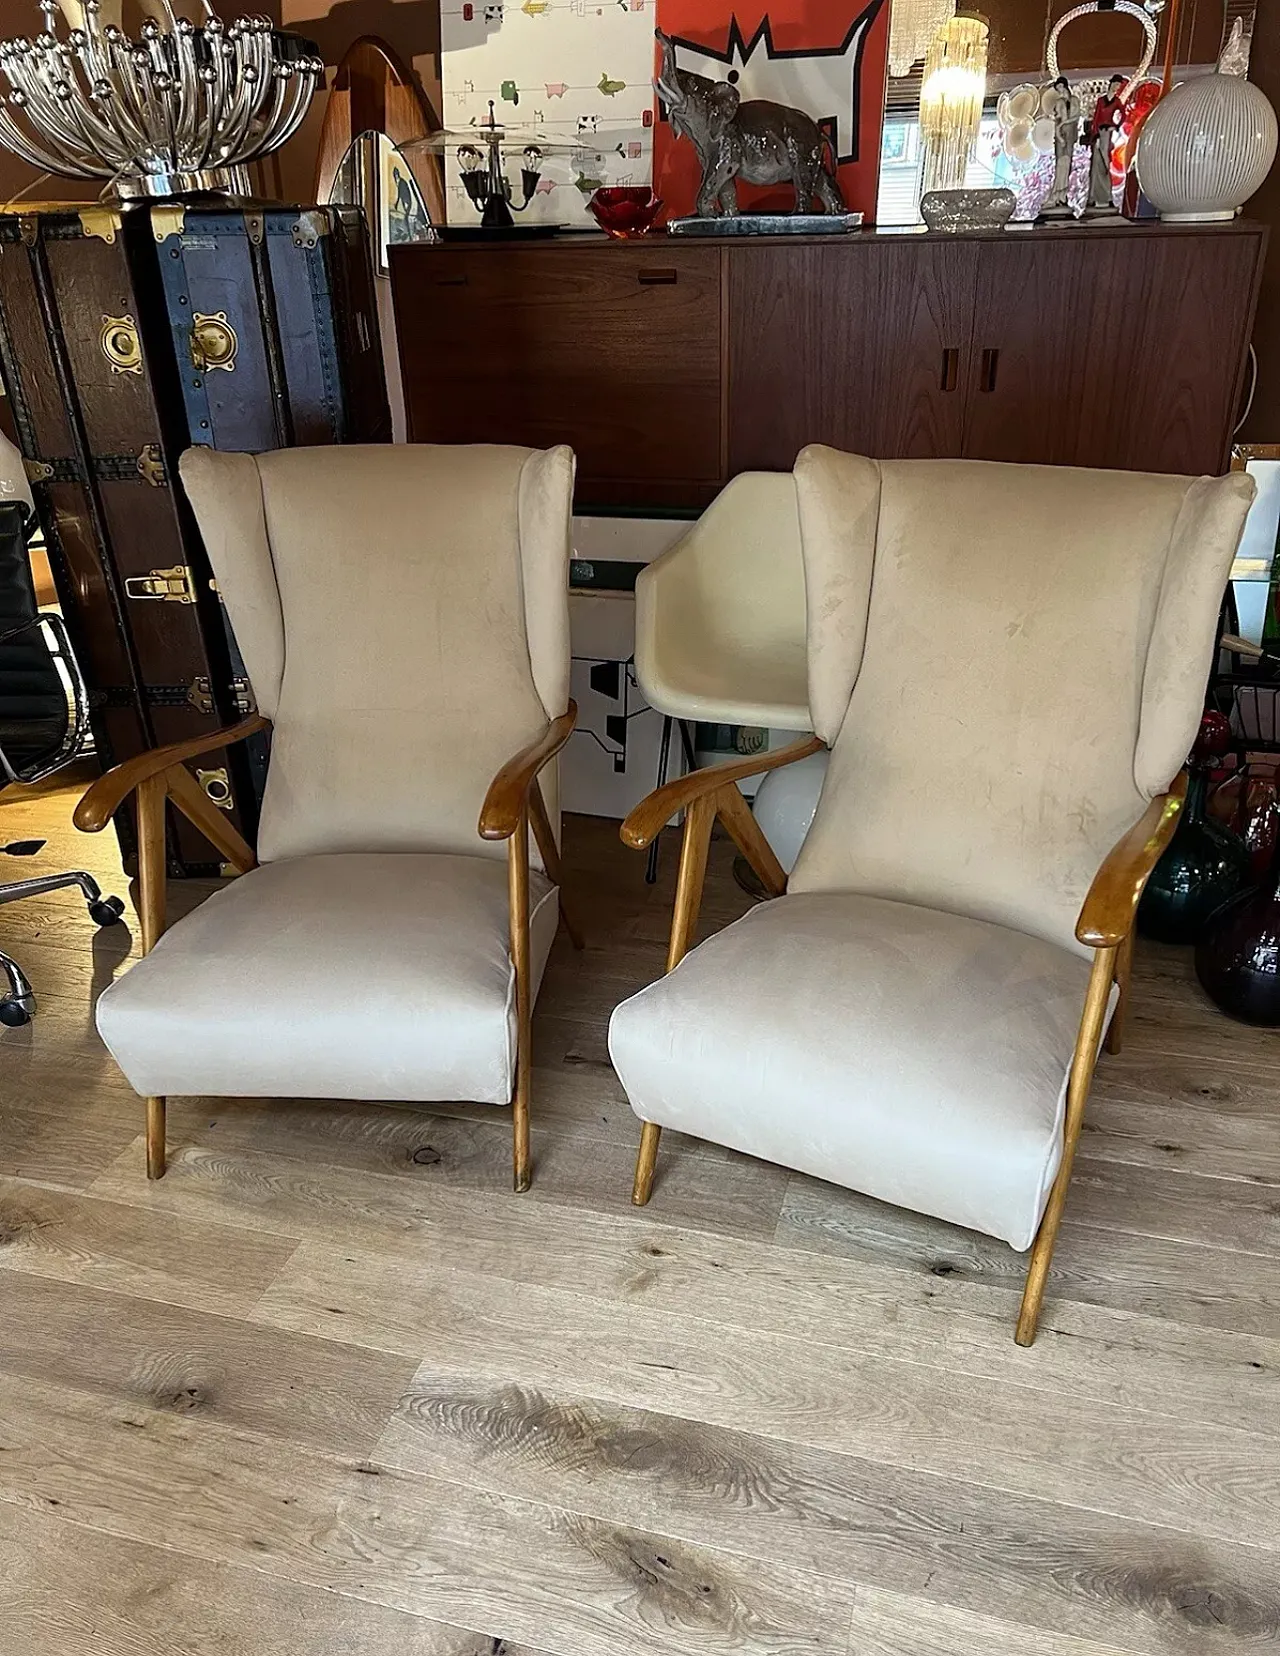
654, 28, 844, 217
1086, 74, 1126, 210
1040, 75, 1082, 215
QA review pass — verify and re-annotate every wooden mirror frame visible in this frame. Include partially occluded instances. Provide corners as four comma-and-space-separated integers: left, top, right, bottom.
313, 35, 446, 227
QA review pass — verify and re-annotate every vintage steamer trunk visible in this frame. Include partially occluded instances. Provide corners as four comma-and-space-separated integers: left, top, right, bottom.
0, 203, 388, 874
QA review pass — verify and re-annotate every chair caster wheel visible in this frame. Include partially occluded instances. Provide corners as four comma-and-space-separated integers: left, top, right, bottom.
89, 896, 125, 926
0, 996, 33, 1026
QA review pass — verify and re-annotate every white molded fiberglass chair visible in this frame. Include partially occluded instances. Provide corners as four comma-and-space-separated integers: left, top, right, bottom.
610, 446, 1254, 1345
634, 470, 812, 880
76, 443, 579, 1189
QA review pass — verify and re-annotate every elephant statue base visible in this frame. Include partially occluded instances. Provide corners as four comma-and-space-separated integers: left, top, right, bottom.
654, 28, 847, 219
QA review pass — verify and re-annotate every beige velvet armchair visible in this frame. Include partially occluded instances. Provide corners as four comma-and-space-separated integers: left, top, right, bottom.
75, 442, 580, 1190
609, 446, 1254, 1345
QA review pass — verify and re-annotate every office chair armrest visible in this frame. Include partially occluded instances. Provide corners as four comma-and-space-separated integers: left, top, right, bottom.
73, 714, 270, 832
478, 703, 577, 842
619, 734, 824, 852
1075, 776, 1187, 948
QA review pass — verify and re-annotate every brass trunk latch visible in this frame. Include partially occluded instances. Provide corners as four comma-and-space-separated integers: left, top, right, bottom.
190, 312, 238, 374
196, 767, 234, 811
100, 315, 143, 376
136, 444, 165, 487
124, 565, 196, 604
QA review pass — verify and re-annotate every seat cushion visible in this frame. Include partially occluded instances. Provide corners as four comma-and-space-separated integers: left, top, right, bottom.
608, 893, 1103, 1250
97, 853, 558, 1105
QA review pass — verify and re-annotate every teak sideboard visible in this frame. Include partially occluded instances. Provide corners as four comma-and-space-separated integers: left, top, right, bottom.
390, 219, 1266, 511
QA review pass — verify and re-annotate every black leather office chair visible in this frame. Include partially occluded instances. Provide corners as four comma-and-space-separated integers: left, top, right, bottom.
0, 500, 123, 1025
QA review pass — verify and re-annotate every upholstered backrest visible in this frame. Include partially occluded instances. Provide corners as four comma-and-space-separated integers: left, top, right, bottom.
180, 443, 573, 865
790, 446, 1254, 956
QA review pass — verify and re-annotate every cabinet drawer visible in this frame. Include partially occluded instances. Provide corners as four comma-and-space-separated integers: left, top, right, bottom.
391, 244, 723, 495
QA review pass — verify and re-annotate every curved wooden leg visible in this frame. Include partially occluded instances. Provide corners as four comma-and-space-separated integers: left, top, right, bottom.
1016, 945, 1116, 1346
145, 1096, 166, 1180
509, 809, 533, 1193
632, 1121, 662, 1206
1104, 928, 1135, 1055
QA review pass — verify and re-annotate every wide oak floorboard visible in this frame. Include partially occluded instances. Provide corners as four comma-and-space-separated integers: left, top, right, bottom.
0, 783, 1276, 1653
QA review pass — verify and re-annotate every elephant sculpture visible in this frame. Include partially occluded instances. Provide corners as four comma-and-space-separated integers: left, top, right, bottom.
654, 29, 845, 218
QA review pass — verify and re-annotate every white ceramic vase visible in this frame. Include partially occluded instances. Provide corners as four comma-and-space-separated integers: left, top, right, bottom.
750, 749, 829, 875
1136, 72, 1278, 223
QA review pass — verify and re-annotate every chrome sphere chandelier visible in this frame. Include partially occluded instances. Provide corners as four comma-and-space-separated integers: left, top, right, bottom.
0, 0, 323, 199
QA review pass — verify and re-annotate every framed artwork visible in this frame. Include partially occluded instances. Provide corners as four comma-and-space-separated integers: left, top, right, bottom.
651, 1, 890, 221
439, 0, 655, 227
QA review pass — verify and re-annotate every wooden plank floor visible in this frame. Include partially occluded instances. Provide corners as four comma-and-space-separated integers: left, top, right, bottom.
0, 772, 1278, 1655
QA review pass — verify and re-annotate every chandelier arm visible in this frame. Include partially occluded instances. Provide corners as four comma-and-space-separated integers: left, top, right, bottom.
210, 29, 254, 160
59, 77, 131, 165
58, 46, 135, 163
196, 36, 233, 167
0, 105, 101, 173
13, 59, 95, 160
236, 65, 311, 164
104, 33, 151, 140
79, 19, 138, 145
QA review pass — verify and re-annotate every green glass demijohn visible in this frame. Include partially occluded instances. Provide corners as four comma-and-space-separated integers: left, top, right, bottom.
1137, 768, 1250, 945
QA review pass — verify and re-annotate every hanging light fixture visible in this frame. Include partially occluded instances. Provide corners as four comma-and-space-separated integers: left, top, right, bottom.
0, 0, 323, 201
888, 0, 958, 80
918, 13, 990, 196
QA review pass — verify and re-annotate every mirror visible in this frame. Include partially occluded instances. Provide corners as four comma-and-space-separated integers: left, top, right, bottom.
877, 0, 1249, 223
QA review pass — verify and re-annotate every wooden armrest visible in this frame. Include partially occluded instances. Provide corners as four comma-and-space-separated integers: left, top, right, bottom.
1076, 775, 1187, 948
478, 703, 577, 841
620, 735, 824, 851
74, 715, 270, 832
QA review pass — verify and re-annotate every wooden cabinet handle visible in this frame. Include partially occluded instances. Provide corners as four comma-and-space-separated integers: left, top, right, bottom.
980, 347, 1000, 393
638, 268, 678, 284
939, 348, 959, 392
435, 273, 468, 286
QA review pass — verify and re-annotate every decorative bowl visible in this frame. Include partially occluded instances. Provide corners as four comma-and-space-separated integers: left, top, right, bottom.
588, 188, 664, 238
920, 187, 1017, 233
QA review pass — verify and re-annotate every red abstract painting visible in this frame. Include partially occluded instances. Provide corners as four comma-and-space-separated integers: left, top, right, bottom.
652, 0, 889, 222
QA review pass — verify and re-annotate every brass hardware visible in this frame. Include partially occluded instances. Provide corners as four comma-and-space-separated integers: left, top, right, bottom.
18, 216, 37, 246
244, 212, 264, 246
291, 210, 327, 249
124, 565, 196, 604
231, 677, 256, 715
101, 315, 143, 377
78, 208, 121, 244
150, 205, 185, 243
136, 443, 165, 487
196, 766, 234, 811
22, 458, 53, 483
190, 311, 237, 374
187, 677, 214, 715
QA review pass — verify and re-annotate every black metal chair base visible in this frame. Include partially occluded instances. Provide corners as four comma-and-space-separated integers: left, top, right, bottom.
644, 716, 698, 885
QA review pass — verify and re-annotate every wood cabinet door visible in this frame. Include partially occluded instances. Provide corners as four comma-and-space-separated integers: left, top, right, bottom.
391, 243, 722, 507
963, 229, 1263, 474
726, 239, 977, 473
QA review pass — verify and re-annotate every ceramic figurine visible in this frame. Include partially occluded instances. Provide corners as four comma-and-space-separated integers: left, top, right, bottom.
654, 28, 845, 218
1086, 75, 1126, 211
1040, 76, 1082, 216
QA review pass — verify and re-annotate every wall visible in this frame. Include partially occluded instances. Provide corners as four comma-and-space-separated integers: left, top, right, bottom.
1241, 1, 1280, 441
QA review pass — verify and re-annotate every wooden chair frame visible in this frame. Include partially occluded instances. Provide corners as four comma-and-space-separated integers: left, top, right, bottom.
617, 738, 1186, 1346
75, 703, 581, 1192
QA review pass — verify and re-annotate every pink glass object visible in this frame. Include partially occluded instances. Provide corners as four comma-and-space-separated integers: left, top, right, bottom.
587, 187, 664, 238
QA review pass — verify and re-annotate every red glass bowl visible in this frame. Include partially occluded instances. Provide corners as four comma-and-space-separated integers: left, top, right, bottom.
588, 187, 664, 238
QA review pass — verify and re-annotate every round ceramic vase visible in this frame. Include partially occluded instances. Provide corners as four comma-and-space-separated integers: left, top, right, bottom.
1136, 72, 1278, 222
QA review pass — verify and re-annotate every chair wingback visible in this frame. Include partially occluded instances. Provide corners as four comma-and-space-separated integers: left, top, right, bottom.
790, 445, 1254, 956
180, 443, 574, 863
